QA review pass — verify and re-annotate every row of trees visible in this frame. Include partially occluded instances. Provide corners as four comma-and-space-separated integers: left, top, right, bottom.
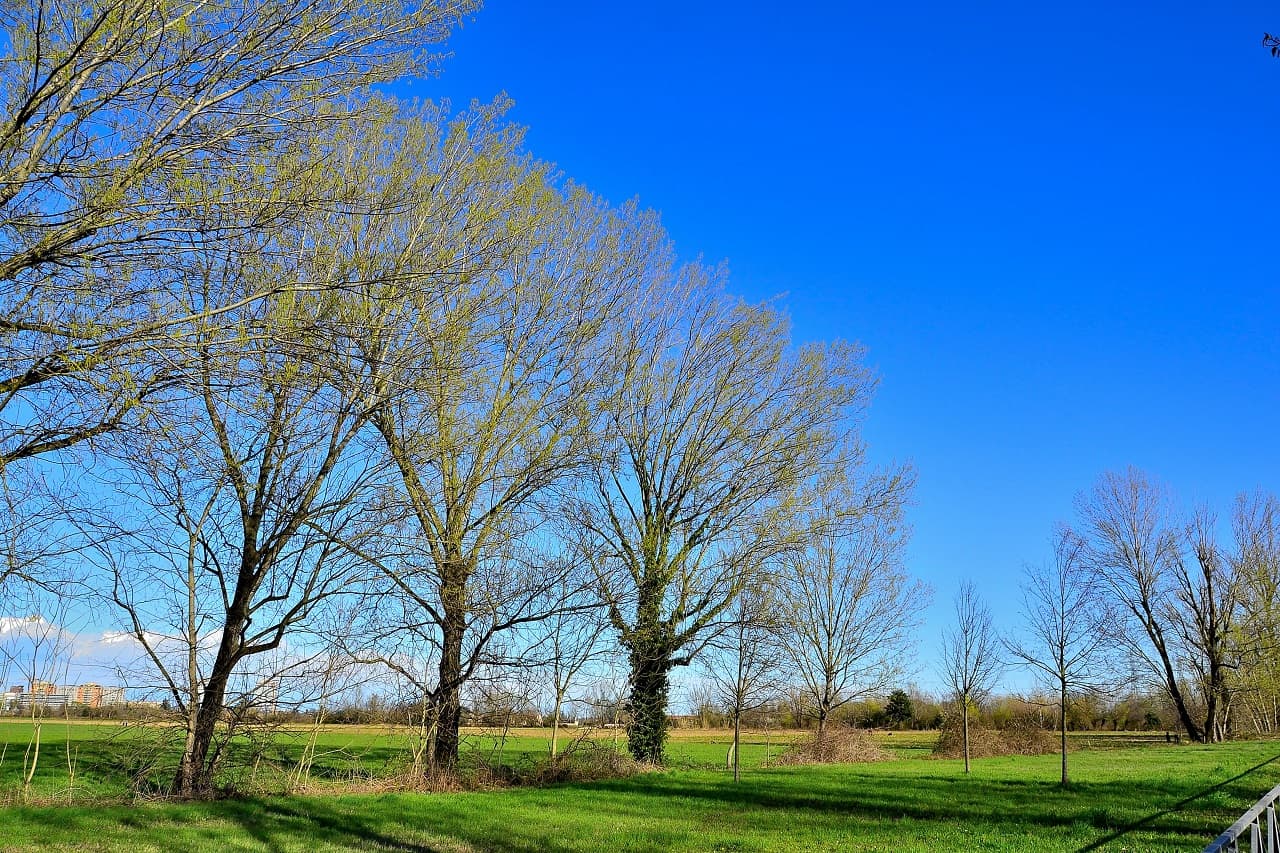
1, 0, 923, 797
943, 468, 1280, 784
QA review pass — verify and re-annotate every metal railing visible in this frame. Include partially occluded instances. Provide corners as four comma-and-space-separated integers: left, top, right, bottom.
1205, 782, 1280, 853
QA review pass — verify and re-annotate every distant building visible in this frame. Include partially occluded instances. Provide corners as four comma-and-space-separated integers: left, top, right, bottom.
3, 681, 127, 712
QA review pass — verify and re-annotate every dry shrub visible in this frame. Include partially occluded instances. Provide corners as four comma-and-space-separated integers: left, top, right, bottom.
931, 714, 1055, 759
534, 741, 651, 784
777, 728, 891, 765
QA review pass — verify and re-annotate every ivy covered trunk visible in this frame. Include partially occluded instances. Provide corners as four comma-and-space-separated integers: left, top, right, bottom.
625, 639, 674, 764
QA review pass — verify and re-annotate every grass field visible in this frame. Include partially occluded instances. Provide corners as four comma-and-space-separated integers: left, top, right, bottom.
0, 720, 1274, 851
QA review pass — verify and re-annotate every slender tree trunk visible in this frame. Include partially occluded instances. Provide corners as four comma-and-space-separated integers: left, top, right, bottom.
550, 687, 563, 760
733, 710, 741, 783
962, 699, 971, 774
1059, 679, 1068, 787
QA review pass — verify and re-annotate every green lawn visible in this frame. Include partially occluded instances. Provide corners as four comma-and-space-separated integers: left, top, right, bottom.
0, 724, 1275, 852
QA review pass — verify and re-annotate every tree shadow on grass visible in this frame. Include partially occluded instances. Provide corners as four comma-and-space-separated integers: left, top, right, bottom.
1076, 752, 1280, 852
210, 798, 447, 853
557, 756, 1280, 849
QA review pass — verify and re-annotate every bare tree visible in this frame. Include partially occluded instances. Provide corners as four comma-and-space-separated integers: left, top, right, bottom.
777, 469, 924, 740
530, 583, 610, 761
698, 585, 782, 781
77, 269, 380, 796
939, 580, 1001, 773
576, 270, 876, 765
1005, 530, 1112, 786
1170, 507, 1240, 742
0, 588, 74, 796
1076, 467, 1239, 742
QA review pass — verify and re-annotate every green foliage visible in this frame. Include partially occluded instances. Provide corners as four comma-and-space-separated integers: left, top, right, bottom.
883, 690, 915, 729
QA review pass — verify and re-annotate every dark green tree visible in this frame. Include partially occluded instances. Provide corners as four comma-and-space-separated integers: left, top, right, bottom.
884, 690, 915, 729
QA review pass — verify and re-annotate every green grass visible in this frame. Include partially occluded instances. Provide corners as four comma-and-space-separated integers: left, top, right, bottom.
0, 724, 1276, 851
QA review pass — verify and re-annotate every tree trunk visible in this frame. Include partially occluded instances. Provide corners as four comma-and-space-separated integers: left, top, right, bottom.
1059, 679, 1068, 787
1147, 617, 1206, 742
732, 711, 741, 783
174, 604, 247, 797
550, 689, 563, 760
625, 644, 672, 765
434, 603, 465, 770
962, 700, 970, 774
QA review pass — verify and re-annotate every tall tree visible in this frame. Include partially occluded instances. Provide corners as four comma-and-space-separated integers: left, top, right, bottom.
319, 101, 652, 771
1226, 493, 1280, 734
80, 223, 382, 796
1076, 467, 1237, 742
1006, 530, 1113, 786
576, 273, 876, 765
939, 580, 1001, 773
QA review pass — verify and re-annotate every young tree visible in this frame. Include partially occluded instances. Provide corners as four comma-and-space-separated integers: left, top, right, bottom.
532, 584, 610, 761
939, 580, 1001, 773
777, 469, 924, 741
576, 273, 875, 764
698, 586, 782, 781
1006, 530, 1112, 786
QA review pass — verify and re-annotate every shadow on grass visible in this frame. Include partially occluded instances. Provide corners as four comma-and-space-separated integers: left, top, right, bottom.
1076, 752, 1280, 852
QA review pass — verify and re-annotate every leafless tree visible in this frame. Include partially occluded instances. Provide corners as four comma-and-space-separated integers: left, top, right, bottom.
698, 585, 783, 781
530, 583, 611, 760
777, 468, 924, 740
75, 264, 381, 796
1076, 467, 1238, 742
1005, 530, 1113, 786
1170, 507, 1240, 742
939, 580, 1001, 773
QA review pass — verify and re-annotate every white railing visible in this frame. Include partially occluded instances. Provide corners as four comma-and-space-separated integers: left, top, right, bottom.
1205, 782, 1280, 853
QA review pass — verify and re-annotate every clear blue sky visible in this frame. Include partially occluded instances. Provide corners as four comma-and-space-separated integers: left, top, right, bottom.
401, 1, 1280, 688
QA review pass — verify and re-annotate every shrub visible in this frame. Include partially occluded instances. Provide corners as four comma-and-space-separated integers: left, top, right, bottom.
778, 727, 891, 765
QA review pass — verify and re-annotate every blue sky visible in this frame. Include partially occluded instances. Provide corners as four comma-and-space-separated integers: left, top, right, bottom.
398, 1, 1280, 689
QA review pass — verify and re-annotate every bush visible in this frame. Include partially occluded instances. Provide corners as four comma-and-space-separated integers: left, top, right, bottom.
533, 741, 651, 783
932, 713, 1055, 759
778, 727, 891, 765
